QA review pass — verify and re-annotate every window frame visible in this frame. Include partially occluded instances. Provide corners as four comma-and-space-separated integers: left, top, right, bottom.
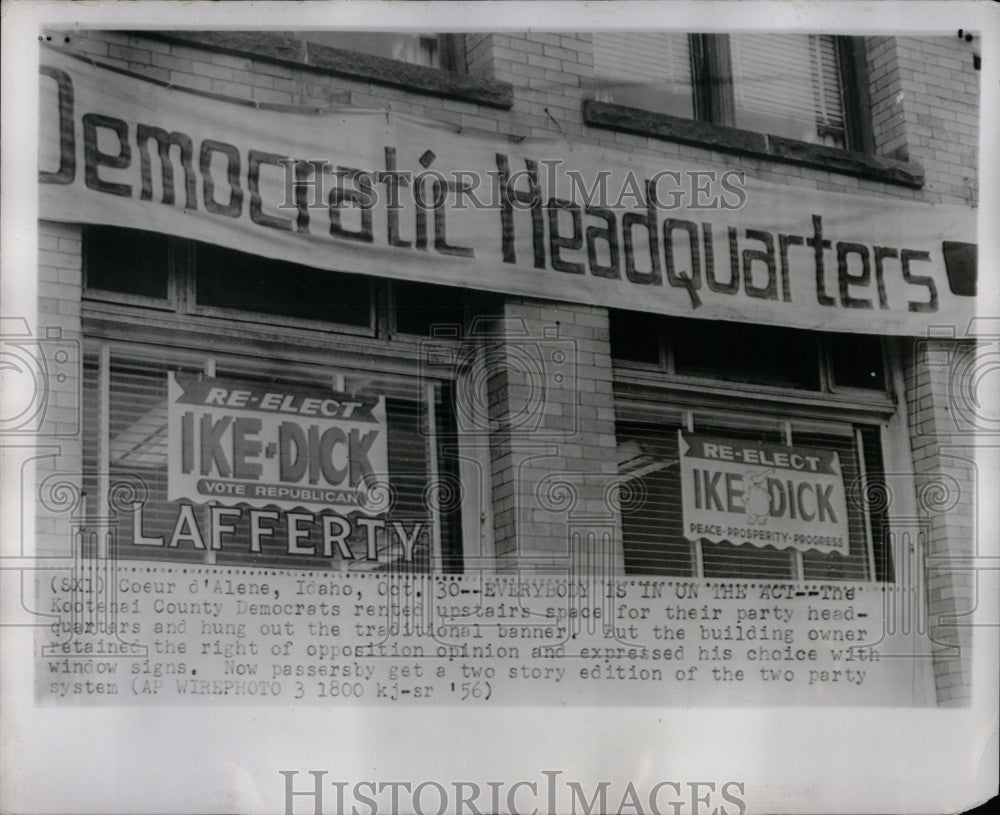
82, 226, 179, 312
613, 381, 899, 584
184, 239, 380, 339
690, 33, 874, 154
80, 226, 494, 573
609, 310, 894, 406
81, 329, 471, 574
583, 34, 923, 187
147, 31, 513, 110
84, 231, 382, 340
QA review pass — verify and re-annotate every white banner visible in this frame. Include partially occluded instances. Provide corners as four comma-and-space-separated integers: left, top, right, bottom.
39, 47, 977, 336
678, 432, 850, 554
166, 373, 388, 515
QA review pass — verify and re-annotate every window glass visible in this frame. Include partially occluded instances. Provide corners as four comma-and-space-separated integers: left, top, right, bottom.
587, 33, 849, 148
292, 31, 448, 69
84, 353, 462, 572
394, 281, 466, 337
671, 318, 822, 390
829, 334, 887, 390
615, 417, 890, 581
616, 420, 693, 576
590, 33, 695, 118
84, 226, 170, 300
609, 309, 662, 365
195, 242, 373, 328
730, 34, 846, 147
798, 429, 877, 582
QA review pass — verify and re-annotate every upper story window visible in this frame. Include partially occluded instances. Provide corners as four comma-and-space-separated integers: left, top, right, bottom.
608, 310, 889, 394
289, 31, 465, 72
591, 33, 864, 151
83, 226, 473, 340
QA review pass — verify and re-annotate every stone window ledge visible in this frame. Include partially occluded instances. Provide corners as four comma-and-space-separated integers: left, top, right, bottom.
583, 100, 924, 188
149, 31, 514, 109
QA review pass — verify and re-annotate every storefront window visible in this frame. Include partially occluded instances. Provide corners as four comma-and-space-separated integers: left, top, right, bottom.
611, 309, 894, 583
616, 415, 892, 582
81, 228, 465, 573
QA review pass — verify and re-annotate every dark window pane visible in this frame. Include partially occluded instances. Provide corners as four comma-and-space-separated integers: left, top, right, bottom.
394, 281, 465, 336
672, 318, 821, 389
195, 242, 372, 327
84, 226, 170, 299
610, 309, 662, 365
829, 334, 886, 390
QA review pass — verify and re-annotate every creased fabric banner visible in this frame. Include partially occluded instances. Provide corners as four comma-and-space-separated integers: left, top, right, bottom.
39, 47, 977, 336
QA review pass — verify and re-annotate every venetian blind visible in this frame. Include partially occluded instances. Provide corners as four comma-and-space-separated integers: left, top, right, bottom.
729, 34, 846, 145
591, 33, 695, 118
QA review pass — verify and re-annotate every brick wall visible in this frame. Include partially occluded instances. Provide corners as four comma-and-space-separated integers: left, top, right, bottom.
901, 337, 977, 705
867, 35, 979, 205
35, 220, 84, 558
485, 299, 622, 573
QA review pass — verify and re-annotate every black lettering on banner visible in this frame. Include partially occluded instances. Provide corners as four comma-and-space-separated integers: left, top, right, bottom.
743, 229, 778, 301
200, 140, 243, 218
777, 233, 803, 302
433, 180, 475, 258
547, 199, 585, 274
248, 150, 293, 231
290, 160, 328, 235
622, 180, 662, 285
496, 153, 545, 268
901, 249, 938, 312
380, 147, 411, 248
136, 124, 197, 209
584, 207, 620, 279
39, 66, 75, 185
82, 113, 131, 197
837, 243, 873, 309
662, 218, 702, 308
706, 227, 740, 294
329, 167, 374, 243
873, 246, 897, 310
806, 215, 836, 306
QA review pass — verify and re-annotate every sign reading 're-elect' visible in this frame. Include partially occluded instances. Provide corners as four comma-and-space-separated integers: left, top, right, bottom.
678, 432, 850, 555
38, 48, 977, 336
167, 374, 388, 514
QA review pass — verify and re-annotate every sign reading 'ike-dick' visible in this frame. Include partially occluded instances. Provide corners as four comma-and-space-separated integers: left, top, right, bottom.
167, 373, 388, 514
678, 431, 850, 555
